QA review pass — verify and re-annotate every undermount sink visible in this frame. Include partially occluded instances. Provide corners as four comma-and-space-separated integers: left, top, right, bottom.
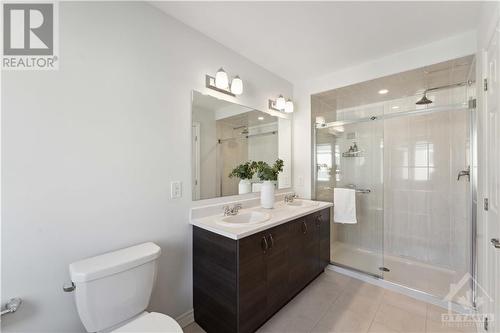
281, 200, 320, 208
216, 211, 271, 227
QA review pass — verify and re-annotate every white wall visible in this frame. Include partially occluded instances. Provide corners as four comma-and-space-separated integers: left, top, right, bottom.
1, 2, 292, 332
293, 31, 477, 199
475, 2, 500, 331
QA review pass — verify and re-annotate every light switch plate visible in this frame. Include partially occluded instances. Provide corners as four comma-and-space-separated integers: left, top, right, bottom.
170, 181, 182, 199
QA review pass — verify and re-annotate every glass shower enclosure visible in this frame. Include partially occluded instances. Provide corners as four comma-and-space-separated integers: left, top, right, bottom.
313, 57, 475, 304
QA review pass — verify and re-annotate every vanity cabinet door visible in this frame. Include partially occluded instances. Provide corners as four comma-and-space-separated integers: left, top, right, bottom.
288, 217, 309, 297
303, 215, 320, 282
238, 231, 268, 333
318, 208, 331, 271
266, 223, 290, 317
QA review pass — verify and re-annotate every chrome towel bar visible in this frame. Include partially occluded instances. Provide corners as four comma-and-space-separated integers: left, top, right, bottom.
1, 298, 22, 316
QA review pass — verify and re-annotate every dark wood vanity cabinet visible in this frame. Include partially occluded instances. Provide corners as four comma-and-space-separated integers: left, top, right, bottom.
193, 207, 331, 333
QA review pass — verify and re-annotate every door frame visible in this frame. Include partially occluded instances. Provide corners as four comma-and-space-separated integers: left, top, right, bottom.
478, 21, 500, 333
192, 122, 201, 200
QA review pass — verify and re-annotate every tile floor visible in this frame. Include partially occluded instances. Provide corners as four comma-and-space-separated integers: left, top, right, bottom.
183, 270, 476, 333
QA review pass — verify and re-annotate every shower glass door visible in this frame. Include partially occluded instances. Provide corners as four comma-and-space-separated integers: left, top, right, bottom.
382, 106, 472, 302
315, 118, 384, 277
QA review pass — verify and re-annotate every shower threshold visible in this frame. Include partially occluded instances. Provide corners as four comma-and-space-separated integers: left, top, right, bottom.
330, 242, 475, 312
327, 263, 476, 315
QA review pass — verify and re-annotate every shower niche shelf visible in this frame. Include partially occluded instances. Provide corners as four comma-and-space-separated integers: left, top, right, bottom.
342, 150, 363, 158
342, 141, 363, 157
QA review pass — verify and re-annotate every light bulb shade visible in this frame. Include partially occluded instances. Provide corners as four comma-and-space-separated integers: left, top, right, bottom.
284, 99, 294, 113
230, 76, 243, 95
275, 95, 286, 110
215, 68, 229, 90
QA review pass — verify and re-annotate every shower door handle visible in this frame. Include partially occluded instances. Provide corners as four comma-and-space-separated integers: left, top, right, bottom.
491, 238, 500, 249
457, 166, 470, 181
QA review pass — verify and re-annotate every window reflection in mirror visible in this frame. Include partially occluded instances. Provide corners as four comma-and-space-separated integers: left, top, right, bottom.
191, 90, 291, 200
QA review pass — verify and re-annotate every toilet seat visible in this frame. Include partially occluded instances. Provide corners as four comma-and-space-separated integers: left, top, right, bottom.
112, 312, 183, 333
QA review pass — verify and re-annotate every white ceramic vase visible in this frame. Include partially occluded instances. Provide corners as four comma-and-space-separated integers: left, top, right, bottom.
238, 179, 252, 195
260, 180, 275, 209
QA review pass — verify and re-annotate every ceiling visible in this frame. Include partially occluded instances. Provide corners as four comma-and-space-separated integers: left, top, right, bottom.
219, 110, 277, 128
152, 2, 480, 83
314, 55, 474, 109
312, 54, 475, 123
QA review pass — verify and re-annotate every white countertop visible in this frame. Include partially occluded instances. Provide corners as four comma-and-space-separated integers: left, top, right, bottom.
190, 199, 333, 240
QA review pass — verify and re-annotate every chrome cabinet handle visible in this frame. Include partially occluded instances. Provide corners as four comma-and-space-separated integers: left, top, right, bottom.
316, 215, 322, 226
261, 236, 269, 253
491, 238, 500, 249
268, 234, 274, 249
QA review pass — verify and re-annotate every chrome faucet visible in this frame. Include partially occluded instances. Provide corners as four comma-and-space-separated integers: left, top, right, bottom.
223, 203, 242, 216
284, 193, 298, 204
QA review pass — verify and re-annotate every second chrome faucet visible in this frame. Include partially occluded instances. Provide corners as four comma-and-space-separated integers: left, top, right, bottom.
223, 203, 242, 216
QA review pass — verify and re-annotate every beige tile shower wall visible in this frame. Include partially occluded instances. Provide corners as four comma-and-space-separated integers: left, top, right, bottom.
383, 111, 470, 277
247, 123, 278, 165
217, 122, 248, 196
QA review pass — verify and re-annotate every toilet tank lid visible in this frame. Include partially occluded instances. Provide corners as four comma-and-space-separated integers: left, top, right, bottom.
70, 242, 161, 283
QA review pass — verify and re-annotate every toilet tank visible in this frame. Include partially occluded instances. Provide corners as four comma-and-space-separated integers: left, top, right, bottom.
69, 242, 161, 332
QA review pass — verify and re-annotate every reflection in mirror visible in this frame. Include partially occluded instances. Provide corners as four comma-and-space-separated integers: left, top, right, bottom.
192, 91, 291, 200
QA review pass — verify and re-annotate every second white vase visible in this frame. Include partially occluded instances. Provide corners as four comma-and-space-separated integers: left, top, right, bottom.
238, 179, 252, 195
260, 181, 275, 209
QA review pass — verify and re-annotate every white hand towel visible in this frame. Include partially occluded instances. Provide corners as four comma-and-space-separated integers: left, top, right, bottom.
333, 188, 357, 224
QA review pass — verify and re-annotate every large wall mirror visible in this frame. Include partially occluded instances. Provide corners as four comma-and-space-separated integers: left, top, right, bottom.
192, 91, 292, 200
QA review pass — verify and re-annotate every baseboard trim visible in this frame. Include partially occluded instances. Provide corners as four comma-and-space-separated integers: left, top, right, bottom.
176, 309, 194, 328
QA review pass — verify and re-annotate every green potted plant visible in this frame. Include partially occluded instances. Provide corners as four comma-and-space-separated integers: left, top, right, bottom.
229, 161, 256, 194
254, 159, 284, 208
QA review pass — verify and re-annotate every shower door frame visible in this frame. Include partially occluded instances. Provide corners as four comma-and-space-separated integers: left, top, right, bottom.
313, 101, 478, 306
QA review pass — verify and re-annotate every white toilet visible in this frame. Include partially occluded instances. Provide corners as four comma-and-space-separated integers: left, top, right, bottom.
68, 242, 183, 333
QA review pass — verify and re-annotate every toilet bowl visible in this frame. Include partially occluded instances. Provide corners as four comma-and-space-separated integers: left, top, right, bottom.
111, 312, 181, 333
68, 242, 182, 333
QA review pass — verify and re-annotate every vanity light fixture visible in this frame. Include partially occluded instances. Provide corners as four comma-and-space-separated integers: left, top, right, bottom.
215, 68, 229, 89
206, 68, 244, 97
269, 95, 294, 113
284, 99, 294, 113
230, 76, 243, 95
276, 95, 286, 110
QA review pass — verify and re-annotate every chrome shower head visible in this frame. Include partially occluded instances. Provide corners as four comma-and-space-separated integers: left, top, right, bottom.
416, 93, 433, 105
